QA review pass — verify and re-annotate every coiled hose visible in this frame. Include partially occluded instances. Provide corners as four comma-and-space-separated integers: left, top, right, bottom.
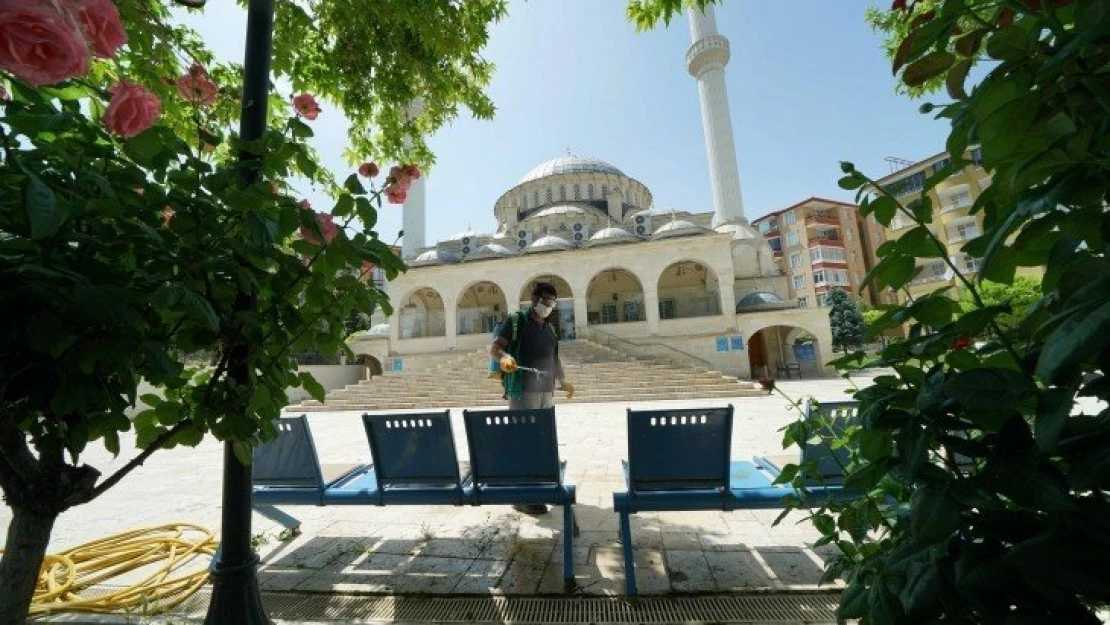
4, 523, 217, 617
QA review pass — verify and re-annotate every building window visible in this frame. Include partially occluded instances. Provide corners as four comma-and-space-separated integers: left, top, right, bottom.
963, 255, 982, 273
970, 147, 983, 165
784, 212, 796, 226
533, 191, 539, 206
944, 190, 971, 211
768, 237, 782, 252
587, 184, 594, 199
601, 185, 608, 197
847, 229, 854, 241
953, 221, 979, 242
793, 274, 806, 289
818, 293, 830, 307
659, 299, 677, 320
797, 297, 809, 309
814, 270, 825, 284
931, 157, 951, 175
624, 300, 642, 322
559, 185, 566, 201
889, 171, 926, 197
789, 252, 802, 269
546, 188, 553, 203
573, 184, 580, 200
601, 303, 618, 324
786, 231, 799, 247
758, 219, 776, 233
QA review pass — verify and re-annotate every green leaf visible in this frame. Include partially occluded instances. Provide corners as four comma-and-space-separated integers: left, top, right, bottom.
1034, 388, 1072, 453
181, 290, 220, 332
299, 371, 326, 402
946, 59, 972, 100
104, 430, 121, 456
911, 486, 960, 545
1037, 300, 1110, 381
24, 172, 60, 240
869, 195, 899, 226
944, 368, 1036, 412
986, 27, 1029, 61
838, 174, 864, 190
838, 577, 869, 620
868, 255, 918, 291
903, 51, 955, 87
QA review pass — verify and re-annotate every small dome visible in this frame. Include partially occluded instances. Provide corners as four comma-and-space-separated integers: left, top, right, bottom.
463, 243, 515, 261
410, 248, 460, 266
586, 226, 639, 248
530, 205, 588, 219
526, 234, 573, 254
447, 229, 485, 242
519, 156, 624, 184
367, 323, 390, 337
715, 222, 759, 240
736, 291, 792, 312
652, 219, 707, 240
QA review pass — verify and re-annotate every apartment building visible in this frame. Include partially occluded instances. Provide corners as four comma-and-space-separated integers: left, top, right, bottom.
752, 198, 873, 308
866, 147, 1001, 304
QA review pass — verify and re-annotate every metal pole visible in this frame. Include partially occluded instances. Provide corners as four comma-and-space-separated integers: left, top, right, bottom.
205, 0, 274, 623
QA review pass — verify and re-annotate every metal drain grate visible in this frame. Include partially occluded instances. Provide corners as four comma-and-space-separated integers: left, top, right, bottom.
170, 589, 841, 623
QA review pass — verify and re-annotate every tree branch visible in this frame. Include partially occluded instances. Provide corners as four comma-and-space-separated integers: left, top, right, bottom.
85, 420, 191, 502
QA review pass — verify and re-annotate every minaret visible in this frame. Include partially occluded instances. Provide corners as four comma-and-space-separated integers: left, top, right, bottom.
686, 5, 746, 225
401, 100, 427, 259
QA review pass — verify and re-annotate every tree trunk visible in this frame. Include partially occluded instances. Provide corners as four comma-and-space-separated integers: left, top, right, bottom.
0, 507, 57, 623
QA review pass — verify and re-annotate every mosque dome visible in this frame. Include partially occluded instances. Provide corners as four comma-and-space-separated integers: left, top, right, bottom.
410, 249, 460, 266
715, 222, 760, 240
526, 234, 573, 254
447, 229, 486, 242
463, 243, 515, 261
735, 291, 792, 312
529, 205, 588, 219
586, 226, 639, 248
367, 323, 391, 337
652, 219, 707, 240
518, 156, 624, 184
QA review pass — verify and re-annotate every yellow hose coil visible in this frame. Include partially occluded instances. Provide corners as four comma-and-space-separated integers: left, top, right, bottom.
2, 523, 218, 617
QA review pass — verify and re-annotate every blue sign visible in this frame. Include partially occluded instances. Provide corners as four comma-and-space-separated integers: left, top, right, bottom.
715, 337, 729, 353
793, 343, 817, 362
730, 335, 744, 351
390, 358, 404, 372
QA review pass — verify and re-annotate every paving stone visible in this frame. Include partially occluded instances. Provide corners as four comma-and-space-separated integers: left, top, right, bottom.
453, 559, 508, 593
661, 531, 702, 551
704, 550, 777, 590
755, 546, 828, 585
663, 550, 714, 592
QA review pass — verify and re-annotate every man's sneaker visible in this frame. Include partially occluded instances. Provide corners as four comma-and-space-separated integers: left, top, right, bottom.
512, 504, 549, 515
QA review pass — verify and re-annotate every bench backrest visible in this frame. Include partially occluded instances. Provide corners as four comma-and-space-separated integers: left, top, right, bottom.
362, 411, 462, 488
253, 415, 324, 488
463, 408, 561, 485
626, 406, 733, 491
803, 400, 859, 481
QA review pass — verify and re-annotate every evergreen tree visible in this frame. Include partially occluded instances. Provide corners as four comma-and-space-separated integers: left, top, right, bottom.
826, 288, 865, 352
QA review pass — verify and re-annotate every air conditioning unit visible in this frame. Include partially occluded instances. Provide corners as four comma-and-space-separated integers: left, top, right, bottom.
462, 236, 471, 246
633, 213, 651, 236
516, 229, 532, 250
571, 222, 589, 244
461, 244, 473, 256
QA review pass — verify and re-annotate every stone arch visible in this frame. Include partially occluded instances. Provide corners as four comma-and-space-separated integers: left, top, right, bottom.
355, 354, 384, 376
456, 280, 509, 336
586, 267, 646, 326
397, 286, 446, 339
656, 259, 722, 320
745, 320, 826, 380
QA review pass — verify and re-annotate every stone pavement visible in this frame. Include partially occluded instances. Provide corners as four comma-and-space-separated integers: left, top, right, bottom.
1, 376, 872, 597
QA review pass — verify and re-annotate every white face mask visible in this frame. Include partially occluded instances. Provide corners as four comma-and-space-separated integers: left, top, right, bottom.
534, 303, 553, 318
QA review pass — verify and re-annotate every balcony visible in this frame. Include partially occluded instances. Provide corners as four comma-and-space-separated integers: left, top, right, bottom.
805, 215, 840, 228
808, 236, 844, 248
947, 224, 980, 245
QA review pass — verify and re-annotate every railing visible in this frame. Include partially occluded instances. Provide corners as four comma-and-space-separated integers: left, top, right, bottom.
805, 215, 840, 228
808, 236, 844, 248
578, 326, 719, 372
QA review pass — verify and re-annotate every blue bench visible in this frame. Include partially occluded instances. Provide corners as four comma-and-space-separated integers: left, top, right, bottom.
612, 403, 856, 596
252, 408, 578, 586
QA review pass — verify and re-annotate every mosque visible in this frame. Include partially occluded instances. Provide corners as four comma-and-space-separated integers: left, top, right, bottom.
351, 5, 833, 380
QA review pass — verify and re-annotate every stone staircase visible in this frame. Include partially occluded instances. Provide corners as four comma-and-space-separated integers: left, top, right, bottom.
290, 339, 765, 411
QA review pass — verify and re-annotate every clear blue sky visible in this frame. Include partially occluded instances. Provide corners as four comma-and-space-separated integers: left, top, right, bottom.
179, 0, 949, 246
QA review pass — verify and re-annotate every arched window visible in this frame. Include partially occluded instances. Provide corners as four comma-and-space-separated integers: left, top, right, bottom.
533, 190, 539, 206
587, 184, 594, 199
573, 184, 581, 200
559, 185, 566, 201
546, 188, 553, 203
601, 185, 609, 197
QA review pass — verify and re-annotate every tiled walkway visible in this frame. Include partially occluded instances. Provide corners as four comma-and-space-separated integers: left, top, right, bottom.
3, 377, 871, 596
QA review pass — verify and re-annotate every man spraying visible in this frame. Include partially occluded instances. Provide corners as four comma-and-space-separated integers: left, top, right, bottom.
490, 282, 575, 515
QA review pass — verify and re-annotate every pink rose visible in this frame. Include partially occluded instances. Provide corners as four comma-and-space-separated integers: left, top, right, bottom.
292, 93, 320, 120
358, 161, 379, 178
385, 185, 408, 204
161, 205, 175, 227
299, 199, 312, 210
102, 81, 160, 138
0, 1, 90, 87
72, 0, 126, 58
300, 211, 339, 245
403, 164, 421, 180
176, 64, 217, 106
